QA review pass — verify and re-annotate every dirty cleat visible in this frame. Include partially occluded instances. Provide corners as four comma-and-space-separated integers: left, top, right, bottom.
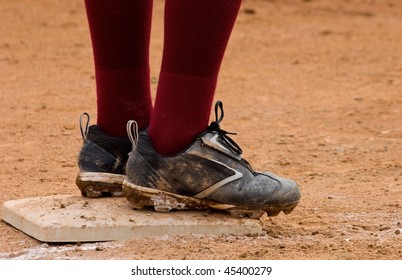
76, 113, 132, 198
123, 101, 301, 219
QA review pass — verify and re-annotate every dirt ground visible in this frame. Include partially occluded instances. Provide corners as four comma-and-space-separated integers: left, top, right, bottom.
0, 0, 401, 260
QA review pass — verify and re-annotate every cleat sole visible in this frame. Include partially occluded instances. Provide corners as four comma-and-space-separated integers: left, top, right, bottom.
123, 181, 233, 212
123, 181, 299, 219
76, 172, 125, 198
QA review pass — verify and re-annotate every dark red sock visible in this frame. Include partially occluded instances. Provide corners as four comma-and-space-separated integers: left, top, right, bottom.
85, 0, 153, 137
148, 0, 242, 155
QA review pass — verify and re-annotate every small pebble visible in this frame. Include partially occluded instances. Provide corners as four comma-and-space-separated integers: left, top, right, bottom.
243, 8, 256, 15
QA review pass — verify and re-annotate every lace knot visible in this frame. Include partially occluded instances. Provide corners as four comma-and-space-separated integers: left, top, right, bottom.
207, 101, 243, 155
208, 121, 220, 131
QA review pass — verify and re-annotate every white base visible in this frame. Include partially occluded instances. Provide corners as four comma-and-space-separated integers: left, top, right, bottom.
2, 195, 263, 242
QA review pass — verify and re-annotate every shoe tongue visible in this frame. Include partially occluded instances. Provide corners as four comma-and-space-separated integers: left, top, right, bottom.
201, 132, 242, 160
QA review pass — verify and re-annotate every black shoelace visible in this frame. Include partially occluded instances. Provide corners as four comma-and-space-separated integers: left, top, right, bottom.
208, 101, 243, 155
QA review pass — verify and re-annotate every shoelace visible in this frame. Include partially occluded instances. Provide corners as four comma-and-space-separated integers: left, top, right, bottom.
79, 112, 90, 139
127, 120, 139, 149
208, 101, 243, 155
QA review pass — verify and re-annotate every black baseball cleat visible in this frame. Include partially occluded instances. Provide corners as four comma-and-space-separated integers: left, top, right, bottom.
76, 113, 132, 198
123, 101, 301, 219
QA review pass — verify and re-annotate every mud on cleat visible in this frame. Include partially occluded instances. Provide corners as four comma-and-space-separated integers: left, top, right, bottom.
123, 101, 301, 219
76, 113, 132, 198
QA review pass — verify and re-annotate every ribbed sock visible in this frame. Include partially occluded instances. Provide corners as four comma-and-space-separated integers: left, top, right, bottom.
148, 0, 242, 155
84, 0, 153, 137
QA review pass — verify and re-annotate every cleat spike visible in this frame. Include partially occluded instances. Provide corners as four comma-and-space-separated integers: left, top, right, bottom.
154, 206, 172, 213
283, 206, 296, 214
126, 195, 149, 210
227, 209, 246, 218
227, 209, 265, 219
266, 210, 280, 217
84, 188, 123, 198
83, 188, 102, 198
247, 210, 265, 219
152, 194, 182, 212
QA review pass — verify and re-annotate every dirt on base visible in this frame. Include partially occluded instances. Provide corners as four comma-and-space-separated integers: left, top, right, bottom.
0, 0, 401, 259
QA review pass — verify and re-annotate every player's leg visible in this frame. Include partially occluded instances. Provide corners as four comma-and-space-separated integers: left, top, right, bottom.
148, 0, 242, 156
85, 0, 153, 136
76, 0, 153, 197
123, 0, 301, 218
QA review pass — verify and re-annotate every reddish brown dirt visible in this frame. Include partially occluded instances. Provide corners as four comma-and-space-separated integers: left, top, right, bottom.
0, 0, 401, 259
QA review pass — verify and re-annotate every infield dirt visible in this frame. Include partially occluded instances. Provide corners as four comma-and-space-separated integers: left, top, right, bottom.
0, 0, 401, 259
